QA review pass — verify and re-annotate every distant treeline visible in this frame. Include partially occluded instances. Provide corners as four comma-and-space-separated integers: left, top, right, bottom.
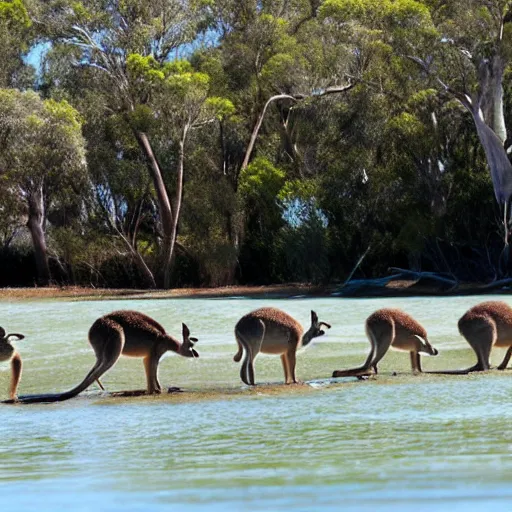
1, 1, 511, 289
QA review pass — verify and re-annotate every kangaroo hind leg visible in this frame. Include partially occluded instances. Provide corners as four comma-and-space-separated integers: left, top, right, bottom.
237, 319, 265, 386
497, 345, 512, 370
367, 320, 394, 374
332, 325, 380, 378
459, 317, 495, 372
88, 327, 125, 390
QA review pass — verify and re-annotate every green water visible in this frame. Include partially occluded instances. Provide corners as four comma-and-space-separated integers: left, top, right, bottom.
0, 295, 511, 511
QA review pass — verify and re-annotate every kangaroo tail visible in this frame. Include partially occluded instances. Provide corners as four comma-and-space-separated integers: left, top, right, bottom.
425, 363, 483, 375
7, 365, 102, 404
332, 325, 377, 378
233, 336, 243, 362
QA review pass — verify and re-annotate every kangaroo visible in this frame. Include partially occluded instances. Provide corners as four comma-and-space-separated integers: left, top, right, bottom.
234, 308, 331, 385
0, 327, 24, 400
430, 301, 512, 374
332, 308, 438, 378
13, 310, 199, 404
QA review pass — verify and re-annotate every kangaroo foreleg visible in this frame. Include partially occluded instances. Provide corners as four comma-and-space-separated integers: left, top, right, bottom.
410, 351, 422, 373
286, 348, 297, 384
281, 354, 290, 384
9, 352, 22, 400
143, 354, 162, 394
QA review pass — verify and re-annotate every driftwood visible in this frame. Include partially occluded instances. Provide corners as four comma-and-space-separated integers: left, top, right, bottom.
334, 274, 405, 297
334, 264, 512, 297
479, 277, 512, 290
387, 268, 459, 289
335, 267, 459, 297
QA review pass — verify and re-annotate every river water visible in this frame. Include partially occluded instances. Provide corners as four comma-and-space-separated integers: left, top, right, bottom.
0, 295, 511, 511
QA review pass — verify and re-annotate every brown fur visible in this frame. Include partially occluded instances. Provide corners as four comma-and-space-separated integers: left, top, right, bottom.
332, 308, 438, 378
455, 301, 512, 372
243, 307, 304, 336
367, 308, 428, 338
234, 308, 330, 385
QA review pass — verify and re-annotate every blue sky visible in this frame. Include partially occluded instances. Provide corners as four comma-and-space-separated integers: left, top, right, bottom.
24, 42, 50, 74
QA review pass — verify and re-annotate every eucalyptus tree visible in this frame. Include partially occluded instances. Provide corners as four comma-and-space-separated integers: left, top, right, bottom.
187, 1, 356, 281
414, 1, 512, 249
0, 0, 34, 87
0, 89, 87, 285
30, 0, 220, 288
321, 0, 512, 256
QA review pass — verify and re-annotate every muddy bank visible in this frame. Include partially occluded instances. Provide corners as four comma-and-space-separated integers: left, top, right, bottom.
1, 276, 512, 301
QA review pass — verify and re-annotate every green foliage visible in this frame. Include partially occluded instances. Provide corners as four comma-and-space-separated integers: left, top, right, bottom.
127, 104, 155, 132
278, 179, 317, 203
3, 0, 511, 287
0, 0, 34, 86
273, 212, 331, 283
0, 88, 87, 187
0, 0, 31, 27
387, 112, 425, 138
320, 0, 431, 24
239, 157, 286, 200
126, 54, 164, 81
319, 0, 369, 20
204, 96, 236, 120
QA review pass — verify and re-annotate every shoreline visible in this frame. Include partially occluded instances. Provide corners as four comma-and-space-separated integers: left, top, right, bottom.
1, 278, 512, 301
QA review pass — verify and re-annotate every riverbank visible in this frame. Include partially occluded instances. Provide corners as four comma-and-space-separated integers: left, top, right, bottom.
1, 275, 512, 301
0, 283, 326, 301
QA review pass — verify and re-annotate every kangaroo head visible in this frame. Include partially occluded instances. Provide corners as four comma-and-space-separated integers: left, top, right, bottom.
309, 310, 332, 339
178, 323, 199, 358
0, 326, 24, 346
414, 335, 438, 356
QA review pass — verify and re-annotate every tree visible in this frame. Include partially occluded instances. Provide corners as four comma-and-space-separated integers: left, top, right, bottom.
39, 0, 221, 288
410, 1, 512, 250
322, 0, 512, 254
0, 0, 34, 87
186, 2, 355, 281
0, 89, 87, 285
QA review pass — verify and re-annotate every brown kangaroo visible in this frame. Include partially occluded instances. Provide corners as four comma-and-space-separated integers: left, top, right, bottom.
13, 310, 199, 404
0, 327, 24, 400
234, 308, 331, 385
332, 308, 438, 378
430, 301, 512, 374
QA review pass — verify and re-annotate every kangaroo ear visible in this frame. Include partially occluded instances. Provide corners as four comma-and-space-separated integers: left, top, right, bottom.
189, 337, 198, 343
182, 323, 190, 338
311, 310, 318, 324
413, 334, 426, 344
0, 327, 5, 338
7, 333, 25, 341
